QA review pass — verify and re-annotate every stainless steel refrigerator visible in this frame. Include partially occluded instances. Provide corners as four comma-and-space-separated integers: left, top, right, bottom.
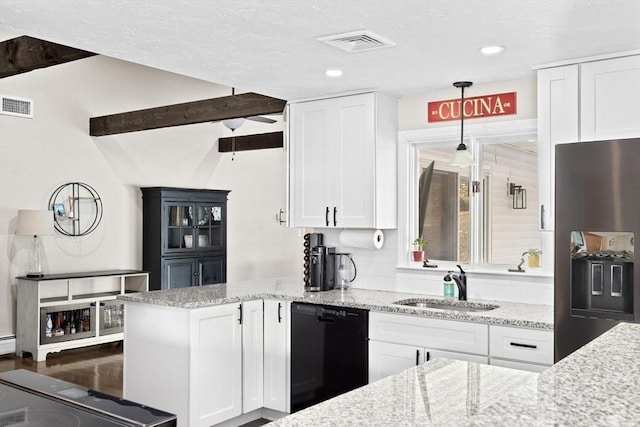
555, 138, 640, 362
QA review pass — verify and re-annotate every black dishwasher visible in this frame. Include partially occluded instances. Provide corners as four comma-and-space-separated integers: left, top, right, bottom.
290, 302, 368, 413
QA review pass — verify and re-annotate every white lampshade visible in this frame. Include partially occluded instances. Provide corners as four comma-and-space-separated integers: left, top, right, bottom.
450, 147, 474, 168
16, 210, 54, 236
222, 117, 246, 131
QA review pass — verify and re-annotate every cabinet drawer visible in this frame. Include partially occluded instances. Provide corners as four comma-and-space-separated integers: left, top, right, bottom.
489, 325, 553, 365
369, 312, 488, 355
489, 358, 549, 373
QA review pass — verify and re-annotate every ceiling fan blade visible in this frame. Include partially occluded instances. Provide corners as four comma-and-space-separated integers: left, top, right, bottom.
246, 115, 277, 124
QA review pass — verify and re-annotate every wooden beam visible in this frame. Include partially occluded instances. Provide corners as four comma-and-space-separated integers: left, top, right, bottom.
218, 131, 283, 153
90, 93, 287, 136
0, 35, 96, 79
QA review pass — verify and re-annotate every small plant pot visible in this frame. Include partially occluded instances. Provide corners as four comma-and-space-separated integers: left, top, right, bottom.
412, 251, 424, 262
527, 254, 540, 268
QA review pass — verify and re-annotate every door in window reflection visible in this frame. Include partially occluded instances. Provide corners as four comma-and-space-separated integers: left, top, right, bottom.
421, 169, 470, 263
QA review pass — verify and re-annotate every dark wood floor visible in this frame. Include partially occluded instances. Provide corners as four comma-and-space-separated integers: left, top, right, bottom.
0, 342, 124, 397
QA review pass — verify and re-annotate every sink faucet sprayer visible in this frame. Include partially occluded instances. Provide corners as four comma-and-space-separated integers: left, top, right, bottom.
444, 265, 467, 301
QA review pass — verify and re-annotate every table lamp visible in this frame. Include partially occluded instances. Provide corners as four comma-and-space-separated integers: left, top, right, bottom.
16, 210, 54, 277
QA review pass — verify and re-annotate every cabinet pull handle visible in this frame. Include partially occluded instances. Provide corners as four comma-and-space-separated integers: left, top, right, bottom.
99, 302, 105, 307
277, 302, 282, 323
333, 207, 337, 226
426, 351, 430, 362
416, 349, 420, 365
238, 304, 242, 325
510, 342, 537, 349
90, 302, 96, 307
540, 205, 545, 229
325, 207, 329, 226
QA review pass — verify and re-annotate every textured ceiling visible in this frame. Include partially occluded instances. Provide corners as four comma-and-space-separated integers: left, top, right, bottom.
1, 0, 640, 100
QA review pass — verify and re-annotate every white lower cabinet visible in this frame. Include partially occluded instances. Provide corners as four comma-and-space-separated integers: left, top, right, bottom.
488, 325, 554, 373
242, 300, 264, 413
368, 312, 489, 382
124, 300, 267, 427
189, 303, 243, 427
263, 300, 290, 413
369, 340, 488, 382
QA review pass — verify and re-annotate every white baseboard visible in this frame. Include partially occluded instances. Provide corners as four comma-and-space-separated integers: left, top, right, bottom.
0, 336, 16, 355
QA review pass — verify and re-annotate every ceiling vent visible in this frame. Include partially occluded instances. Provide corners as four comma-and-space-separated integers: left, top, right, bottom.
317, 30, 396, 53
1, 95, 34, 118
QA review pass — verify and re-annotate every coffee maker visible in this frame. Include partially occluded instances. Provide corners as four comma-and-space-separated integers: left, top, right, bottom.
303, 233, 336, 291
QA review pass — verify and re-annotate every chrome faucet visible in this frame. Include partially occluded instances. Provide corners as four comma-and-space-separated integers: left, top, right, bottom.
444, 265, 467, 301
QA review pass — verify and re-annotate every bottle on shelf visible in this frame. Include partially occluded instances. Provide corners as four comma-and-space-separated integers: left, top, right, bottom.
70, 312, 77, 334
45, 314, 53, 338
63, 312, 71, 335
105, 306, 112, 329
83, 309, 90, 332
54, 313, 64, 336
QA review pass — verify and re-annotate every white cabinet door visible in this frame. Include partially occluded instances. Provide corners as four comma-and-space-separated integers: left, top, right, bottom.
369, 341, 489, 383
263, 300, 290, 413
369, 340, 421, 383
333, 93, 376, 228
289, 99, 332, 227
189, 303, 242, 427
536, 65, 579, 232
581, 55, 640, 141
428, 349, 488, 365
242, 300, 264, 413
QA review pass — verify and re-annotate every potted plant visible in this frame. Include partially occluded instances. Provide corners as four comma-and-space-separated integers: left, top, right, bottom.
412, 237, 426, 262
522, 248, 542, 268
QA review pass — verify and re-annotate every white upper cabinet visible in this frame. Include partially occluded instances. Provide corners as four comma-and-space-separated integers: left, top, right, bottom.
580, 55, 640, 141
288, 92, 397, 229
536, 65, 579, 231
536, 53, 640, 231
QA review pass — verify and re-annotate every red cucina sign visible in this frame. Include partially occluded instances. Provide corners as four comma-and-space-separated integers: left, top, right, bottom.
427, 92, 516, 122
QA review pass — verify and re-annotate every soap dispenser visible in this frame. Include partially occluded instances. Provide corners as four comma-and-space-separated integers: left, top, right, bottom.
443, 273, 455, 298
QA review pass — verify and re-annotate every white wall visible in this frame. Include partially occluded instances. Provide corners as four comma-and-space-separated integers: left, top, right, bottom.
0, 55, 302, 336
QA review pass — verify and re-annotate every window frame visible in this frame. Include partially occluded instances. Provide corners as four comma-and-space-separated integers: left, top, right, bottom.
397, 119, 538, 270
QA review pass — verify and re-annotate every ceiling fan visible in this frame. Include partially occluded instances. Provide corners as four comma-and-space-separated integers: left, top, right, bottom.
219, 88, 278, 131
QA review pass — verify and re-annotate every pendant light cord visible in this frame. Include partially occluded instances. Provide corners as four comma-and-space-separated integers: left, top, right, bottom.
453, 81, 473, 150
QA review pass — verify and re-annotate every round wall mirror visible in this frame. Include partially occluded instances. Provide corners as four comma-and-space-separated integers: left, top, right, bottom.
48, 182, 103, 236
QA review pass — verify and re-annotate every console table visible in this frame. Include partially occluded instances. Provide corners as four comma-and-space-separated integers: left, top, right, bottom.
16, 270, 148, 361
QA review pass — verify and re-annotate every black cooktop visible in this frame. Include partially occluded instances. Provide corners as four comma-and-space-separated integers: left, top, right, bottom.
0, 370, 176, 427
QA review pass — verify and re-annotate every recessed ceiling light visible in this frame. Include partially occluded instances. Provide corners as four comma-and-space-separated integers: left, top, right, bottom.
325, 69, 343, 77
479, 45, 505, 55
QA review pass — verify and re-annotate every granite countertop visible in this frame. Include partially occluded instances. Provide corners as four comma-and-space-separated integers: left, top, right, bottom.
119, 277, 553, 330
270, 322, 640, 426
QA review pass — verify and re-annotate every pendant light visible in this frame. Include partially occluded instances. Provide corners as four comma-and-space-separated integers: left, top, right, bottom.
450, 81, 474, 168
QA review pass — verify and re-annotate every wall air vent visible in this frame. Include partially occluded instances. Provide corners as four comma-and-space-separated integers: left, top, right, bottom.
317, 30, 396, 53
1, 95, 33, 118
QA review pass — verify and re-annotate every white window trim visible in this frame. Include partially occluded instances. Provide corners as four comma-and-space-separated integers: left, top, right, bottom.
397, 119, 540, 273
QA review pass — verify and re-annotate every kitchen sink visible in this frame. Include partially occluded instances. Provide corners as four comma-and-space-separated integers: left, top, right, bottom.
393, 298, 499, 312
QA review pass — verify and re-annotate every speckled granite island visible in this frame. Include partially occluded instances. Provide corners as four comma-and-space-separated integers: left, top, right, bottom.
269, 322, 640, 426
119, 276, 553, 329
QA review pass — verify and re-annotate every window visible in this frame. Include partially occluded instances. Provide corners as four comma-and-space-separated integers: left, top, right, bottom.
403, 119, 542, 268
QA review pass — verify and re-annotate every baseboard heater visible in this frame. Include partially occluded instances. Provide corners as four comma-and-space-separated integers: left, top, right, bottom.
0, 335, 16, 355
